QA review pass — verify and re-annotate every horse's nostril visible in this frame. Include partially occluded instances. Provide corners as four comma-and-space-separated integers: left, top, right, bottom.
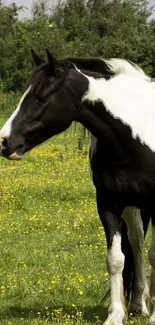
18, 144, 23, 149
2, 137, 8, 149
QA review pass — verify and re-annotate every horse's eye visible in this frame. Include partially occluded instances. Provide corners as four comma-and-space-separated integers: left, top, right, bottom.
35, 96, 42, 104
35, 95, 45, 104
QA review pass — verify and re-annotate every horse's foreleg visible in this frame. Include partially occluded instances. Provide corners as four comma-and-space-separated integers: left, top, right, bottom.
148, 218, 155, 324
123, 207, 149, 316
96, 191, 126, 325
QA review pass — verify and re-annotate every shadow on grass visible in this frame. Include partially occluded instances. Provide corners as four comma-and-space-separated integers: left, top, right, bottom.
0, 304, 108, 323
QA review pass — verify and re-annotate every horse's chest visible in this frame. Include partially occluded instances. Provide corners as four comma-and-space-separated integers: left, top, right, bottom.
90, 147, 147, 197
89, 136, 155, 208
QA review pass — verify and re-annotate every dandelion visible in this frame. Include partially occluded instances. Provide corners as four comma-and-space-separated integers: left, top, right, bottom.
71, 304, 76, 308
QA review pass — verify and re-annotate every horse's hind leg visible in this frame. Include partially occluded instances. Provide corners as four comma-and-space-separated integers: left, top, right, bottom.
96, 190, 126, 325
123, 208, 149, 316
148, 216, 155, 324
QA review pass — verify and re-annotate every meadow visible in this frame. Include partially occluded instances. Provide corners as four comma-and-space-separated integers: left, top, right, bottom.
0, 111, 152, 324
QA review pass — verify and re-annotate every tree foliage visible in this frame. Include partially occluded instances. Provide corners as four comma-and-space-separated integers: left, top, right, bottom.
0, 0, 155, 92
32, 0, 50, 17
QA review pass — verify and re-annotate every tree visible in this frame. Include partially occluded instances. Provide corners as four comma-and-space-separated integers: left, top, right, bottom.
32, 0, 50, 17
0, 1, 20, 89
0, 0, 67, 91
53, 0, 155, 74
1, 0, 155, 92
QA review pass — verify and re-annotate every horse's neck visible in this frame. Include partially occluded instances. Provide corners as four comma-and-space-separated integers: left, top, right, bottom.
79, 102, 125, 162
81, 71, 155, 153
79, 88, 155, 173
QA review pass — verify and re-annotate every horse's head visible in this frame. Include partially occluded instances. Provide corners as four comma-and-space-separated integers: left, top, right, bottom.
0, 50, 88, 159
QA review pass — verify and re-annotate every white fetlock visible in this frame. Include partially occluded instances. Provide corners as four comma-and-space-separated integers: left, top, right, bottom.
142, 283, 149, 315
142, 303, 149, 316
103, 309, 126, 325
150, 313, 155, 324
142, 300, 149, 316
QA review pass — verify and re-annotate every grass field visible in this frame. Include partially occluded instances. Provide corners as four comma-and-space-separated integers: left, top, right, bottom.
0, 127, 152, 325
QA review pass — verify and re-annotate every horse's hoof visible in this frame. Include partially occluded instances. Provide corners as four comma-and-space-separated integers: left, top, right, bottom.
129, 305, 142, 317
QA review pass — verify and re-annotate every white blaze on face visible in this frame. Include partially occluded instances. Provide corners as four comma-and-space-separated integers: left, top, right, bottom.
0, 86, 32, 140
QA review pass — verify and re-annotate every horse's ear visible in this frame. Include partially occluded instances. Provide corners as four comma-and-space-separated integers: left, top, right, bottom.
46, 49, 57, 74
31, 49, 45, 66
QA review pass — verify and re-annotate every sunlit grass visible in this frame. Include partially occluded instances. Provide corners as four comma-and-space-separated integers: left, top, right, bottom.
0, 129, 152, 325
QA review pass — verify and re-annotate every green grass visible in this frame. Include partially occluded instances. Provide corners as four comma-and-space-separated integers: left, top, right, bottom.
0, 128, 152, 325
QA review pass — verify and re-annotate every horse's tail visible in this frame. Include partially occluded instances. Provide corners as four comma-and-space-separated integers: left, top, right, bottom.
121, 210, 150, 302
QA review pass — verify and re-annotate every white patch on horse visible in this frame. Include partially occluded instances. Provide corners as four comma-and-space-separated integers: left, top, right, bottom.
81, 60, 155, 152
105, 233, 126, 325
0, 86, 32, 139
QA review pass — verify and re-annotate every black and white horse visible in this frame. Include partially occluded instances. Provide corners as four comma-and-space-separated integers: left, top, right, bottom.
64, 55, 151, 318
0, 51, 155, 324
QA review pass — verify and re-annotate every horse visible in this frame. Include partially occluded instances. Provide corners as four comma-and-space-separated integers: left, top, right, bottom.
0, 50, 155, 325
60, 54, 151, 316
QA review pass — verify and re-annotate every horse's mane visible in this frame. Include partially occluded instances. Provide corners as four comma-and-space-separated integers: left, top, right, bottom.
64, 56, 151, 82
27, 63, 51, 94
102, 58, 151, 81
67, 57, 113, 77
27, 61, 71, 99
27, 56, 151, 100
